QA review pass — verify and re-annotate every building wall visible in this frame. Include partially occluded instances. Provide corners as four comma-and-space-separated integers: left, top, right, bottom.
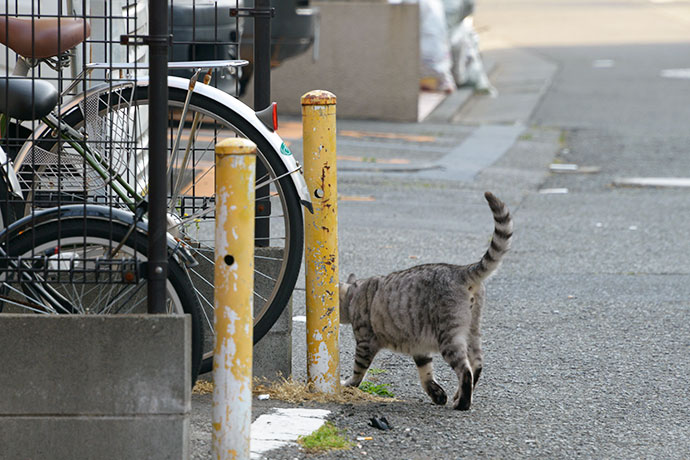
243, 1, 421, 121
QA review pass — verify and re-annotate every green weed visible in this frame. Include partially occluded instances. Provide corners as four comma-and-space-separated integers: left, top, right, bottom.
559, 130, 568, 147
358, 381, 395, 398
297, 422, 352, 453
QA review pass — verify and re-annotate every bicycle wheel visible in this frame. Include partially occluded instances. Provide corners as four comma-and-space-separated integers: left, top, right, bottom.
15, 80, 304, 373
0, 216, 204, 383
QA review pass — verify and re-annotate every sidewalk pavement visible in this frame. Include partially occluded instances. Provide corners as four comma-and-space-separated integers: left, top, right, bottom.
278, 42, 556, 180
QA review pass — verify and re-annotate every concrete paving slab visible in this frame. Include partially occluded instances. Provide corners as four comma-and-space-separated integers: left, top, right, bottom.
414, 124, 526, 181
454, 47, 557, 126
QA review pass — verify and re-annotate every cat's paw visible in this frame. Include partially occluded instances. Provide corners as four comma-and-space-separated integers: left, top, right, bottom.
452, 368, 474, 410
453, 393, 472, 411
425, 380, 448, 405
342, 377, 358, 387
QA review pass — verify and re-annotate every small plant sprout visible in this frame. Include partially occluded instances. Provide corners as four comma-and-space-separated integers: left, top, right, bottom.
367, 367, 387, 376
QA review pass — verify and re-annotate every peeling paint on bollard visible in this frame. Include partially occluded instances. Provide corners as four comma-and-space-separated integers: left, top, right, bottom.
213, 138, 256, 459
302, 90, 340, 394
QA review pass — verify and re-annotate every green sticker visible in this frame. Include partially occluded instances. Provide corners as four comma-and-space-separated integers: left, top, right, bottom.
280, 143, 293, 156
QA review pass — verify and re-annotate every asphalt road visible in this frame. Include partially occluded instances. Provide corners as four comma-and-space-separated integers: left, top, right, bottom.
193, 1, 690, 458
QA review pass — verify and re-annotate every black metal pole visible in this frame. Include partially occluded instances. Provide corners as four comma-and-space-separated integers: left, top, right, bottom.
147, 0, 169, 314
254, 0, 271, 110
254, 0, 271, 247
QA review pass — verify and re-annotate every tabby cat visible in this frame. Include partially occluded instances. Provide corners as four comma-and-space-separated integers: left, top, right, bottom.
339, 192, 512, 410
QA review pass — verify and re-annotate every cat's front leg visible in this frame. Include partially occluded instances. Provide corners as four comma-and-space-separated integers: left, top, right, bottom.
342, 341, 379, 387
413, 354, 447, 405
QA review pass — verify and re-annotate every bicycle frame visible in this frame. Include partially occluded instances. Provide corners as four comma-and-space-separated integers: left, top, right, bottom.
0, 145, 22, 201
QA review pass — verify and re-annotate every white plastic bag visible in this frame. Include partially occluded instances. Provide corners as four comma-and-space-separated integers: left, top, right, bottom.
442, 0, 475, 29
419, 0, 456, 92
449, 16, 496, 94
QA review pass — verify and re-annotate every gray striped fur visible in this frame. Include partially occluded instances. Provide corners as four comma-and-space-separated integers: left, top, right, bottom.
339, 192, 512, 410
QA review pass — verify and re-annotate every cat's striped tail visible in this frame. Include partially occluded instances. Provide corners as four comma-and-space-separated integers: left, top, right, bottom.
470, 192, 513, 282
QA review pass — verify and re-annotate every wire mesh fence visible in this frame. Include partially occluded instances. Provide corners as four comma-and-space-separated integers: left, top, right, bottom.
0, 0, 315, 383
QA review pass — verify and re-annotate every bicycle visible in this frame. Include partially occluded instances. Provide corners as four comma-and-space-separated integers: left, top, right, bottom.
0, 16, 311, 376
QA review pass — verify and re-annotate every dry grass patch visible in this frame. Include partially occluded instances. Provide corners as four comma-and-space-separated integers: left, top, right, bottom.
253, 377, 397, 404
253, 377, 398, 404
194, 376, 398, 403
192, 379, 214, 395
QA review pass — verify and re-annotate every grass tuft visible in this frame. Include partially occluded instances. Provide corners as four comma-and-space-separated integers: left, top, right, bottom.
297, 422, 352, 453
358, 381, 395, 398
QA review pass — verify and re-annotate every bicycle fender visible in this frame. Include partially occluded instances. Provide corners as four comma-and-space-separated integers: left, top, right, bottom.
164, 76, 313, 212
11, 77, 313, 213
0, 204, 193, 265
0, 145, 23, 199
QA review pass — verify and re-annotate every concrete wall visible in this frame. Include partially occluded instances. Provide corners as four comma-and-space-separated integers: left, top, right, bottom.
0, 314, 190, 460
243, 1, 420, 121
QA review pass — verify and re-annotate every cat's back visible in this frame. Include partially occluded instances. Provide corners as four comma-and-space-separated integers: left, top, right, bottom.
382, 262, 466, 287
372, 262, 469, 309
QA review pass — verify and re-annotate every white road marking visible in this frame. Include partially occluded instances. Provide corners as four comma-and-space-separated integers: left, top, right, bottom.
539, 188, 569, 194
660, 68, 690, 79
251, 408, 331, 459
292, 315, 307, 322
613, 177, 690, 188
593, 59, 615, 68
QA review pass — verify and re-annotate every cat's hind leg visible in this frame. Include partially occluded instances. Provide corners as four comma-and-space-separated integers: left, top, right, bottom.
342, 341, 379, 387
439, 340, 474, 410
468, 334, 483, 389
413, 354, 447, 405
468, 294, 484, 389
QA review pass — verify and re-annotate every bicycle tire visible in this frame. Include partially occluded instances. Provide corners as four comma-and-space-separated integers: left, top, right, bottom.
0, 216, 204, 384
14, 80, 304, 373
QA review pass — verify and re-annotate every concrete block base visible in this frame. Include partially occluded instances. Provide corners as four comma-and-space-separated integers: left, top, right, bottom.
253, 296, 292, 382
0, 314, 191, 460
253, 247, 293, 382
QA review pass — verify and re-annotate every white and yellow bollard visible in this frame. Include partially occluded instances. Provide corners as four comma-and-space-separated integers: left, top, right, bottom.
302, 90, 340, 394
213, 138, 256, 460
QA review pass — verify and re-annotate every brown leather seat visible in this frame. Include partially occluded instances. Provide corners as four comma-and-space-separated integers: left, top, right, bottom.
0, 17, 90, 59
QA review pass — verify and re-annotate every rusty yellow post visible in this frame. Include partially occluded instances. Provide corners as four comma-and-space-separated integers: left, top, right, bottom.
302, 90, 340, 394
213, 138, 256, 460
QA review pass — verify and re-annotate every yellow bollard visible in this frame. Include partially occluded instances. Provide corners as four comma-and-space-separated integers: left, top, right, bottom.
213, 138, 256, 460
302, 90, 340, 394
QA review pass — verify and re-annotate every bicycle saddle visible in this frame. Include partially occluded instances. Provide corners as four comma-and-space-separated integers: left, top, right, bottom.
0, 17, 90, 59
0, 78, 58, 120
